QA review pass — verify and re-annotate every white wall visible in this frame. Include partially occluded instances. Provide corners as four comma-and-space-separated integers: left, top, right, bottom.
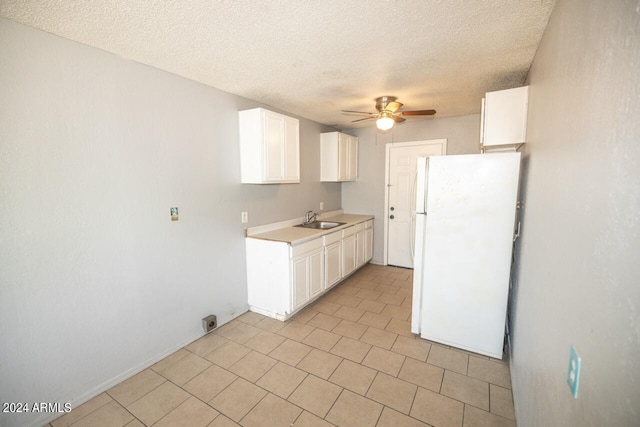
342, 114, 481, 263
0, 18, 339, 427
510, 0, 640, 425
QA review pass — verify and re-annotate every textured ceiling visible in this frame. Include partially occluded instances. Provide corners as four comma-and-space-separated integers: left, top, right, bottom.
0, 0, 555, 129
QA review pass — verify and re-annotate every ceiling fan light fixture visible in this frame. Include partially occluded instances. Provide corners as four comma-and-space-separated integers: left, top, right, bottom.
376, 112, 394, 131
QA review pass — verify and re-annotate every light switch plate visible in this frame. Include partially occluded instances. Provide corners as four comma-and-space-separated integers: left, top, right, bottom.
241, 212, 248, 224
567, 345, 581, 398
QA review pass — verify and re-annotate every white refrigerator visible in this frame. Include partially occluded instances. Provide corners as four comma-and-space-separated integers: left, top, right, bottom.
410, 152, 521, 359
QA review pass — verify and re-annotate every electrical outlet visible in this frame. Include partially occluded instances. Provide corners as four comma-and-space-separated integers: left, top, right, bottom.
320, 202, 324, 210
567, 345, 581, 398
202, 314, 217, 333
241, 212, 248, 224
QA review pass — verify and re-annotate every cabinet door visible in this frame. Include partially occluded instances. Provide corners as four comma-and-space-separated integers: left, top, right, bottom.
342, 235, 357, 277
291, 255, 309, 310
365, 227, 373, 262
284, 117, 300, 181
347, 136, 358, 180
338, 133, 349, 181
325, 242, 342, 289
356, 230, 365, 267
483, 86, 529, 146
263, 111, 285, 182
309, 249, 324, 298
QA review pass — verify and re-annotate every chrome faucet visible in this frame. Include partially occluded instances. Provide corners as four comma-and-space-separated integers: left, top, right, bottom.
303, 210, 318, 225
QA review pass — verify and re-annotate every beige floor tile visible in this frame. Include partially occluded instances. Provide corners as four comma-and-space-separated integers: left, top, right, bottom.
186, 333, 229, 357
127, 381, 190, 426
377, 293, 405, 306
207, 415, 240, 426
468, 356, 512, 389
325, 389, 383, 427
240, 393, 302, 427
205, 341, 251, 369
396, 288, 413, 299
228, 350, 277, 382
392, 336, 431, 361
353, 280, 380, 291
372, 276, 395, 286
277, 322, 315, 342
107, 369, 165, 407
183, 364, 238, 402
362, 346, 405, 376
151, 349, 191, 373
159, 352, 212, 386
335, 294, 364, 308
288, 375, 342, 418
124, 420, 144, 427
209, 378, 266, 422
358, 311, 392, 329
330, 336, 372, 363
490, 384, 515, 420
381, 304, 411, 320
410, 387, 464, 427
332, 319, 368, 340
302, 328, 341, 351
401, 298, 413, 309
333, 283, 361, 295
291, 309, 320, 324
216, 322, 261, 344
254, 316, 285, 333
236, 311, 266, 325
270, 339, 313, 366
244, 330, 286, 354
154, 396, 219, 427
398, 357, 444, 392
328, 359, 377, 395
376, 283, 399, 293
332, 305, 365, 322
366, 372, 417, 414
354, 288, 382, 300
441, 370, 489, 410
320, 289, 343, 302
292, 411, 334, 426
463, 405, 516, 427
388, 270, 412, 281
385, 317, 413, 337
359, 327, 398, 350
376, 407, 430, 427
296, 348, 343, 379
70, 400, 133, 427
357, 299, 387, 314
257, 362, 308, 399
51, 393, 113, 427
306, 312, 342, 331
427, 345, 469, 375
312, 300, 341, 315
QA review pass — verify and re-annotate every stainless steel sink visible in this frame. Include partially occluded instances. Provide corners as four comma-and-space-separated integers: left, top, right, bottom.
295, 221, 345, 230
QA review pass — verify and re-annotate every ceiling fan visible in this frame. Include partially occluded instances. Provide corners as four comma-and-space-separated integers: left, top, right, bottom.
342, 96, 436, 131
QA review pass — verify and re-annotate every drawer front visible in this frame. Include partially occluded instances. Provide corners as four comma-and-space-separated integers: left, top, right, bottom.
342, 225, 356, 238
355, 222, 365, 233
323, 230, 342, 246
291, 237, 323, 258
365, 219, 373, 229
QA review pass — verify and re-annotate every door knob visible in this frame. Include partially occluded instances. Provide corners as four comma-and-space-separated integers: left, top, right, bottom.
390, 207, 395, 211
390, 215, 395, 219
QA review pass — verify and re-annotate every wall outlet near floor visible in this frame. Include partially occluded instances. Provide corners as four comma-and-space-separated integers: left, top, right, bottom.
202, 314, 217, 333
241, 212, 248, 224
567, 345, 581, 398
320, 202, 324, 211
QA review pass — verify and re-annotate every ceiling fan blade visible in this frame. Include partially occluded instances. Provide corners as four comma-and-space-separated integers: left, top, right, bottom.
400, 110, 437, 116
351, 117, 376, 123
342, 110, 376, 116
386, 101, 403, 113
392, 115, 406, 123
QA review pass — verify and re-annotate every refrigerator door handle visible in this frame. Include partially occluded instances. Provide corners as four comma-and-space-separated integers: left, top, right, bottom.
415, 157, 429, 214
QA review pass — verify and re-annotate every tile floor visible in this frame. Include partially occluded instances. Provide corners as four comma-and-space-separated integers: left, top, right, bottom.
48, 264, 516, 427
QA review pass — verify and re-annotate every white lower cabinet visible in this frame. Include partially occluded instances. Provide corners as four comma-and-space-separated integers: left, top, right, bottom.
246, 218, 373, 320
364, 220, 373, 263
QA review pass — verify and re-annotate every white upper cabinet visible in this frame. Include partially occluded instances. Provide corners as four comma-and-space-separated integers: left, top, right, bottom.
239, 108, 300, 184
320, 132, 358, 182
481, 86, 529, 147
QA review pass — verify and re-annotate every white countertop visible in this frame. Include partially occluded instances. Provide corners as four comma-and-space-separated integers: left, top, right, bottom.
246, 212, 374, 245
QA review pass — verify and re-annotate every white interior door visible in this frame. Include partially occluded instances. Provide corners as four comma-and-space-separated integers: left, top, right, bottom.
386, 140, 446, 268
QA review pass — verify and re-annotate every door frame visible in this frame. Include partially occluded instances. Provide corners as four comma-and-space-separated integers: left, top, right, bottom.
383, 139, 448, 266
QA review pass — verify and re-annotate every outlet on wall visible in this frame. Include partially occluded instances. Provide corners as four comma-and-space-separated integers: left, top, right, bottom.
241, 212, 248, 224
320, 202, 324, 210
567, 345, 581, 398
